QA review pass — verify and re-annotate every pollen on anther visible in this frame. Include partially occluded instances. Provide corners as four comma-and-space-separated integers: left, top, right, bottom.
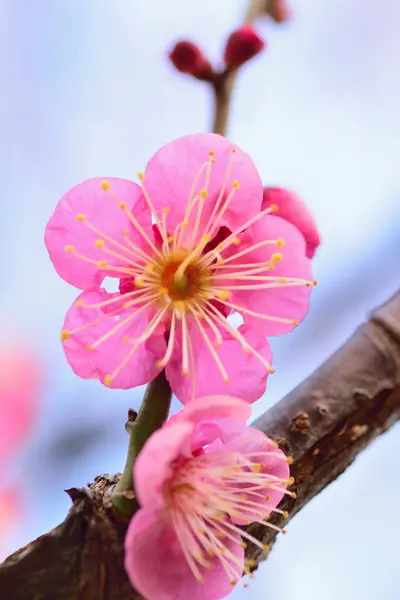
232, 147, 237, 153
271, 253, 283, 263
224, 377, 231, 385
97, 260, 107, 269
64, 245, 75, 253
283, 511, 289, 519
270, 204, 279, 213
276, 238, 285, 248
232, 237, 240, 246
269, 367, 275, 374
76, 214, 86, 221
208, 150, 215, 157
134, 277, 145, 288
287, 456, 294, 465
100, 180, 110, 191
167, 235, 175, 243
138, 172, 145, 181
75, 300, 84, 307
199, 189, 208, 199
119, 202, 127, 209
217, 290, 230, 301
104, 375, 113, 386
163, 207, 172, 214
232, 180, 240, 189
94, 239, 105, 248
291, 319, 299, 325
263, 544, 270, 553
61, 330, 70, 340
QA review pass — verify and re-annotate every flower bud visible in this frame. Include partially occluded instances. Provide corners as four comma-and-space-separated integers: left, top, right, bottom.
266, 0, 291, 23
168, 41, 212, 80
224, 25, 265, 70
263, 187, 321, 258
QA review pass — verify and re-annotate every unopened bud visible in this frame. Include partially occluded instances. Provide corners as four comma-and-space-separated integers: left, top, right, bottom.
224, 25, 265, 70
169, 40, 213, 80
265, 0, 291, 24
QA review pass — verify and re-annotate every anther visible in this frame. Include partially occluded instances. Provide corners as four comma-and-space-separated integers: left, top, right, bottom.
94, 239, 105, 248
104, 375, 113, 386
286, 456, 294, 465
232, 180, 240, 189
97, 260, 107, 269
270, 204, 279, 212
122, 336, 131, 344
64, 245, 75, 252
217, 290, 231, 300
276, 238, 285, 247
167, 235, 175, 243
269, 367, 275, 374
271, 252, 283, 262
288, 476, 295, 486
232, 237, 241, 246
134, 277, 145, 287
61, 330, 70, 340
76, 214, 86, 221
283, 511, 289, 519
208, 150, 215, 157
224, 377, 231, 385
232, 148, 237, 153
199, 189, 208, 199
138, 172, 145, 181
100, 180, 110, 191
75, 300, 83, 307
291, 492, 297, 499
263, 544, 270, 553
291, 319, 299, 325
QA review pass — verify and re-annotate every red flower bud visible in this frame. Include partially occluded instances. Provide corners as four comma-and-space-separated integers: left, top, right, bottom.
169, 41, 212, 80
224, 25, 265, 70
266, 0, 291, 24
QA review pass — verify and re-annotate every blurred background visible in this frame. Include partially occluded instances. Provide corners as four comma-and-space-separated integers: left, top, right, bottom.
1, 0, 400, 598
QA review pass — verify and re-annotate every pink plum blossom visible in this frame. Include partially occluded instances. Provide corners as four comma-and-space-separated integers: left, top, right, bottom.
125, 395, 293, 600
0, 342, 41, 467
45, 133, 315, 401
262, 187, 321, 259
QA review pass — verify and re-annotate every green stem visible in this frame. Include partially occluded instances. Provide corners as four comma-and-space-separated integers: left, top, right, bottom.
110, 370, 172, 518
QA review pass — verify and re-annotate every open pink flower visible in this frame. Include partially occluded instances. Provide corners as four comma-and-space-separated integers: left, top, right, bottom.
45, 134, 315, 401
125, 395, 293, 600
262, 187, 321, 259
0, 342, 41, 467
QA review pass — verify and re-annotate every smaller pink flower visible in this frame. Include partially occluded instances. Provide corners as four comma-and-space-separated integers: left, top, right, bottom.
262, 187, 321, 259
125, 396, 293, 600
0, 341, 41, 467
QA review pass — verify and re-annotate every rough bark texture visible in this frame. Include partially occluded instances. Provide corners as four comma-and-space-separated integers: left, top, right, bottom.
1, 291, 399, 599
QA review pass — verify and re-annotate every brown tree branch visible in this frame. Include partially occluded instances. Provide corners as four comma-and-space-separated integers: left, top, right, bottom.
1, 290, 399, 599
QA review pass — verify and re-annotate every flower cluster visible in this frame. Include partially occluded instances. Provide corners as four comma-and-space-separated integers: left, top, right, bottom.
45, 133, 316, 404
124, 395, 294, 600
46, 132, 319, 599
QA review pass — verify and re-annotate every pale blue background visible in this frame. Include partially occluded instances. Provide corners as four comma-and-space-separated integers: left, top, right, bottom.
1, 1, 400, 598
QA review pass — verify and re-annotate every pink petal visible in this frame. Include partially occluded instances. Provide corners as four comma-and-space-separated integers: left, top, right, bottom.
166, 321, 272, 404
125, 507, 244, 600
223, 427, 290, 525
45, 177, 152, 289
134, 421, 194, 507
143, 133, 263, 243
62, 289, 165, 389
226, 215, 313, 336
171, 395, 251, 426
263, 187, 321, 258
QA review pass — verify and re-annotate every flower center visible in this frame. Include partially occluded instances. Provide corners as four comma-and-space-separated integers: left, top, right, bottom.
156, 252, 212, 303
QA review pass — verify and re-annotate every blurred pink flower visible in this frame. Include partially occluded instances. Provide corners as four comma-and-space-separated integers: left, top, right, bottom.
262, 187, 321, 259
45, 133, 314, 401
0, 343, 41, 466
224, 25, 265, 70
125, 395, 292, 600
0, 486, 20, 552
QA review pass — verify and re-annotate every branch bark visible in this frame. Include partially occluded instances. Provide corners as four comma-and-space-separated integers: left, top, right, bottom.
2, 290, 399, 599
